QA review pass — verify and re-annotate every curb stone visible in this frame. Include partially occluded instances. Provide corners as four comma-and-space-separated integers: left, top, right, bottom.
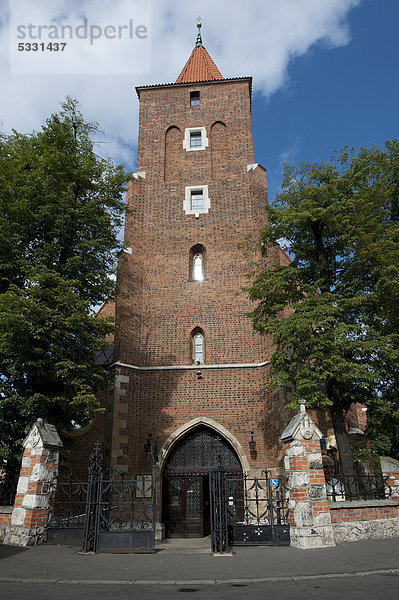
0, 568, 398, 585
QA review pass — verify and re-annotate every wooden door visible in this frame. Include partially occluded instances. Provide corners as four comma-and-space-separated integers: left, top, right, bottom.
163, 475, 205, 538
162, 426, 242, 537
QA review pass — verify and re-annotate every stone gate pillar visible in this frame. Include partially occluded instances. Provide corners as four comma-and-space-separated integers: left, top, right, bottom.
281, 400, 335, 549
380, 456, 399, 500
5, 418, 62, 546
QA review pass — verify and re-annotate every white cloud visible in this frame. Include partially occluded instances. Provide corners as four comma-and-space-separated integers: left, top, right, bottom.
0, 0, 361, 168
279, 140, 300, 166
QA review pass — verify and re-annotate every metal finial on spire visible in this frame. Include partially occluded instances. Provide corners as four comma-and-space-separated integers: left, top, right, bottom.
196, 17, 202, 46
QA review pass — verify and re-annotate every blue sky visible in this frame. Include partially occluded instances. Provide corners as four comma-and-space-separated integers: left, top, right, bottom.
253, 0, 399, 202
0, 0, 397, 207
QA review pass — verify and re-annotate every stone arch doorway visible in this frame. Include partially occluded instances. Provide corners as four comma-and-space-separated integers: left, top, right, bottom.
162, 425, 243, 538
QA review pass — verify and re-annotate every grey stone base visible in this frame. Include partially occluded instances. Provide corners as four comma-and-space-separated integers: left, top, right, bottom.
0, 507, 12, 542
0, 524, 8, 543
1, 524, 46, 547
332, 518, 399, 544
290, 525, 336, 549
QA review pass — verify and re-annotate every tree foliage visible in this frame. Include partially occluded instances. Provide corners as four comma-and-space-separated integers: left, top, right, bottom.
247, 141, 399, 469
0, 98, 130, 481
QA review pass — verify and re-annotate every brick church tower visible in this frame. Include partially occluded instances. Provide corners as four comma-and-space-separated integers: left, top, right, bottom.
103, 25, 292, 537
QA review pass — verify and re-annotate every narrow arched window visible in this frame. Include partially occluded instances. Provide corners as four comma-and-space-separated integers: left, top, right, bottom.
191, 328, 205, 364
189, 244, 206, 281
164, 125, 181, 182
193, 253, 203, 281
194, 333, 204, 362
211, 120, 227, 178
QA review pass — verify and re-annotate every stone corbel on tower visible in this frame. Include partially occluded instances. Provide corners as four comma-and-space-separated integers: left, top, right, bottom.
281, 399, 336, 549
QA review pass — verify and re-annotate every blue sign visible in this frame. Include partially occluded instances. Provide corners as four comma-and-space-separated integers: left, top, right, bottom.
270, 478, 278, 488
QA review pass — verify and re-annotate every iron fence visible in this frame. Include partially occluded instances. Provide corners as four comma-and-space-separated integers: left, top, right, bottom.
326, 473, 392, 502
47, 443, 157, 552
225, 472, 289, 526
210, 468, 290, 552
83, 467, 157, 553
47, 476, 88, 544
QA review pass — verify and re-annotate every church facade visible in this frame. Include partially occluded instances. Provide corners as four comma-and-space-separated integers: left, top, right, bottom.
67, 28, 337, 538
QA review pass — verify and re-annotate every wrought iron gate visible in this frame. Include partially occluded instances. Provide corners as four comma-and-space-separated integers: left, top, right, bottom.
162, 426, 242, 538
47, 443, 157, 553
210, 467, 290, 553
209, 466, 229, 552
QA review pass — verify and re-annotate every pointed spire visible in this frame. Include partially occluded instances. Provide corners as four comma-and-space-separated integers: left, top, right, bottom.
175, 20, 223, 84
196, 19, 202, 46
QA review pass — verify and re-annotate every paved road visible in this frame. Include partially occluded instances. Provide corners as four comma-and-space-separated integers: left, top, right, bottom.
1, 574, 399, 600
1, 537, 399, 598
2, 537, 399, 584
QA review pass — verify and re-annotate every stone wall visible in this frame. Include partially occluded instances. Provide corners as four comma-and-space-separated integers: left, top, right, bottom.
327, 456, 399, 544
324, 456, 399, 545
0, 507, 12, 541
330, 500, 399, 543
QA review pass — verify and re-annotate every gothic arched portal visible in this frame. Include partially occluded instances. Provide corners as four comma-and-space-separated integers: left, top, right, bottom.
162, 426, 242, 538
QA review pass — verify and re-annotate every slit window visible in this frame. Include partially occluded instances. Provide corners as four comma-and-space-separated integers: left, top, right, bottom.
190, 91, 200, 106
189, 244, 206, 280
193, 333, 204, 363
193, 253, 204, 281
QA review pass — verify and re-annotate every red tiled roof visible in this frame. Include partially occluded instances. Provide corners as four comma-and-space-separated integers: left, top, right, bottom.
176, 45, 223, 84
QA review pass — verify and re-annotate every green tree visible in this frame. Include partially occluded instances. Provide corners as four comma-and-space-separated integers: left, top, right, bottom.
247, 141, 399, 477
0, 98, 130, 485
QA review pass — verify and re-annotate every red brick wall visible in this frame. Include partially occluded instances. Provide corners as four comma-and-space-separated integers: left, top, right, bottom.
96, 300, 115, 344
108, 78, 291, 473
346, 403, 368, 431
330, 504, 399, 522
0, 512, 11, 525
60, 391, 108, 481
112, 365, 289, 473
118, 80, 266, 365
66, 77, 335, 476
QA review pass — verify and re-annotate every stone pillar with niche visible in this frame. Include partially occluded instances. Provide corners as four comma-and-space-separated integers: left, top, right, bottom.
380, 456, 399, 500
281, 399, 336, 549
4, 418, 63, 546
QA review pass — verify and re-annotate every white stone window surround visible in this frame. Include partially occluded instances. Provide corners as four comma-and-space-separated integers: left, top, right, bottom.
184, 185, 210, 215
183, 127, 209, 152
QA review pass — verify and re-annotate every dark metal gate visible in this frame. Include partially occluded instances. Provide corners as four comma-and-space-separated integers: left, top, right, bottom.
47, 443, 157, 553
210, 467, 290, 553
209, 466, 229, 552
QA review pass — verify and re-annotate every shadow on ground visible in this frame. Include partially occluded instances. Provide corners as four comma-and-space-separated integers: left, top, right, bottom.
0, 544, 29, 560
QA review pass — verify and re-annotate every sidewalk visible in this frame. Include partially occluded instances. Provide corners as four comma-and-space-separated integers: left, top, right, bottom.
1, 537, 399, 585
